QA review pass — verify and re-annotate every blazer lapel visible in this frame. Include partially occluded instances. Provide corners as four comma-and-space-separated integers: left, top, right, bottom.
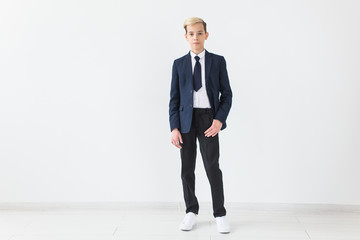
184, 51, 193, 89
205, 49, 212, 86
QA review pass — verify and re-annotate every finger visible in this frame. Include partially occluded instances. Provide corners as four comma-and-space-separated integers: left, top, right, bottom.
211, 129, 219, 137
179, 135, 183, 144
204, 128, 211, 135
205, 126, 215, 135
205, 129, 213, 137
172, 138, 179, 147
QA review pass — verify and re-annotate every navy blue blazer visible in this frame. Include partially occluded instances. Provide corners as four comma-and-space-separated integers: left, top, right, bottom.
169, 49, 232, 134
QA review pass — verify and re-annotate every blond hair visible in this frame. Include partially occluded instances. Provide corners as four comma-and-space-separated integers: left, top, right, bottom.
183, 17, 207, 34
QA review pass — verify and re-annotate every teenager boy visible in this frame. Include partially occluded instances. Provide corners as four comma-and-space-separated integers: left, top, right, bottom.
169, 17, 232, 233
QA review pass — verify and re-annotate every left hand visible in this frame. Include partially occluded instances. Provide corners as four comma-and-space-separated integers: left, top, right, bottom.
204, 119, 222, 137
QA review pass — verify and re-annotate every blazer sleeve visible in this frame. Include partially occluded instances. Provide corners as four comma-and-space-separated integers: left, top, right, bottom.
169, 60, 180, 132
214, 56, 232, 124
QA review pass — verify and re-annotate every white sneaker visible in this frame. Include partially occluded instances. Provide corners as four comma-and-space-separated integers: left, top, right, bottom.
179, 212, 197, 231
216, 216, 231, 233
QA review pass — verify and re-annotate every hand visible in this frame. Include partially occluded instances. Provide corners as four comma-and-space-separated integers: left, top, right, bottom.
171, 128, 183, 149
204, 119, 222, 137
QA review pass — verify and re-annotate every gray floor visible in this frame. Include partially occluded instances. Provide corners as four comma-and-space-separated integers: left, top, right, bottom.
0, 202, 360, 240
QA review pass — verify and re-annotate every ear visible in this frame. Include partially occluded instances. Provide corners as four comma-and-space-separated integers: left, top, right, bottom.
205, 32, 209, 40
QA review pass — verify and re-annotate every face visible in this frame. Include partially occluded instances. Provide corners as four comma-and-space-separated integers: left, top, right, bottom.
184, 23, 209, 54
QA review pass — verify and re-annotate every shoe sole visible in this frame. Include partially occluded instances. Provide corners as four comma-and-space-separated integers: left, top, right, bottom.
218, 228, 231, 234
179, 223, 197, 231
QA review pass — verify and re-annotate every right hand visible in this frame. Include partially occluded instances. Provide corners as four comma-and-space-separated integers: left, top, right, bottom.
171, 128, 183, 149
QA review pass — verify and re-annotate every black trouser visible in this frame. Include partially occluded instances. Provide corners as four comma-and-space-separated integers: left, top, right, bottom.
180, 108, 226, 217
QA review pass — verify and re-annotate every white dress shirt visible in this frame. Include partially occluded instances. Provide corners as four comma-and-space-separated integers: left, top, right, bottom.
190, 49, 211, 108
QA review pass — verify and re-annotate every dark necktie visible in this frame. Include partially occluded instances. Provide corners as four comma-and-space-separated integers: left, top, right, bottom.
193, 56, 202, 91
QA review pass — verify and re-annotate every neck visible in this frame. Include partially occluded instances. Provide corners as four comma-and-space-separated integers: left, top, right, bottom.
191, 47, 204, 55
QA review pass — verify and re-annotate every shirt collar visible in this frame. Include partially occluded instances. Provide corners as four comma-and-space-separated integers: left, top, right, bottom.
190, 49, 205, 60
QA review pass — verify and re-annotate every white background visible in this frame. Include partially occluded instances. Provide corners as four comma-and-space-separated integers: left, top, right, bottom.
0, 0, 359, 204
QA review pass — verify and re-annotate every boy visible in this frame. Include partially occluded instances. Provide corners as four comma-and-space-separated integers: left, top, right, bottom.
169, 17, 232, 233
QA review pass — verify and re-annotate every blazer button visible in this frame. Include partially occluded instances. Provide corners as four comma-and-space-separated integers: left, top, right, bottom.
190, 104, 192, 107
190, 90, 193, 93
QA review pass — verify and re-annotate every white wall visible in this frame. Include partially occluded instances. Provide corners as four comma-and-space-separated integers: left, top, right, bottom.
0, 0, 359, 204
